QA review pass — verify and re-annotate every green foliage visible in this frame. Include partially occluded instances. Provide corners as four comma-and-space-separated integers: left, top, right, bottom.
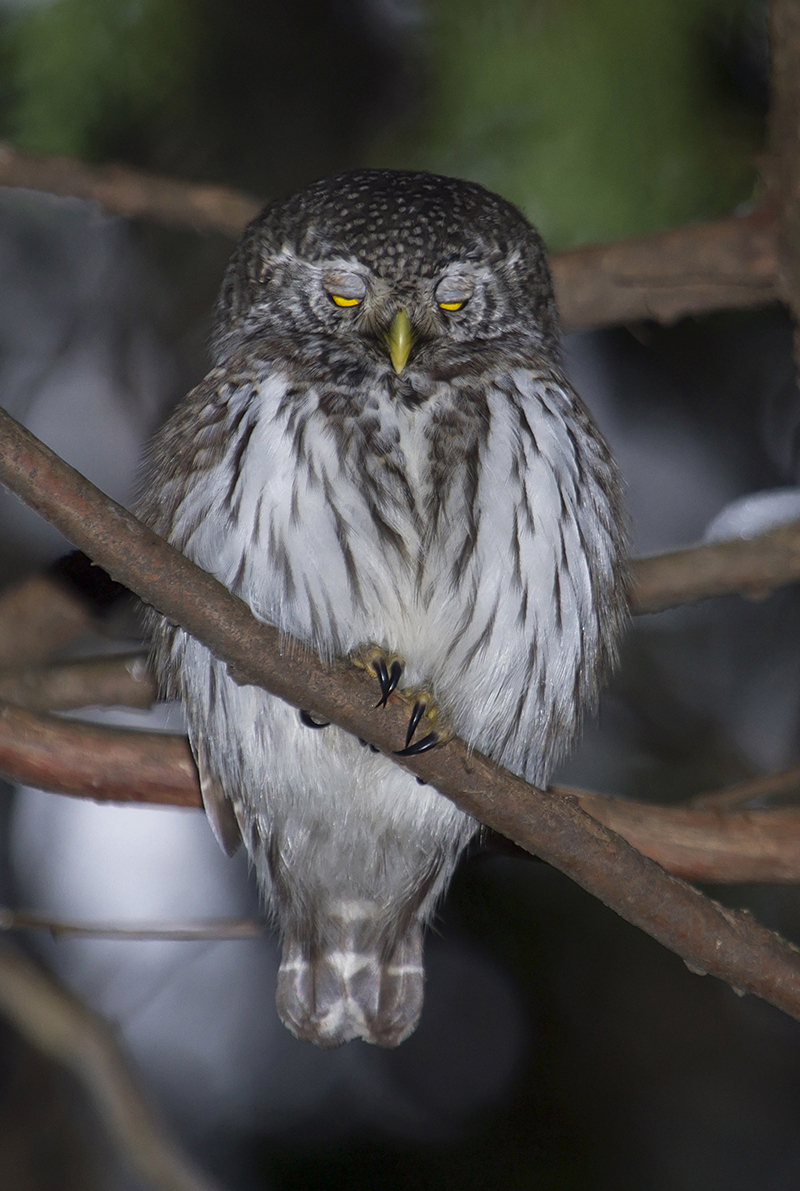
371, 0, 764, 249
3, 0, 203, 163
0, 0, 765, 247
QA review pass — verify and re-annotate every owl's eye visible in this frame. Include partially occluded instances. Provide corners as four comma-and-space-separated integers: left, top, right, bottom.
330, 294, 361, 308
323, 273, 367, 310
435, 276, 473, 313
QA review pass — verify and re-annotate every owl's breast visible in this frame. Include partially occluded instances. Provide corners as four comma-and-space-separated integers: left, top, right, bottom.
178, 376, 459, 669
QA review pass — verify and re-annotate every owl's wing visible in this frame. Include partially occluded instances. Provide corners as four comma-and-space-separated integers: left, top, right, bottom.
194, 736, 242, 857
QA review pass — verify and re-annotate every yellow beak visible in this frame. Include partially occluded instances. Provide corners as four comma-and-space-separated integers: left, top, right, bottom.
384, 309, 414, 374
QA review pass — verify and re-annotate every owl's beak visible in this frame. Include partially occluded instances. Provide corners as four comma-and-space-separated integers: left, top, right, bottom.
384, 309, 414, 374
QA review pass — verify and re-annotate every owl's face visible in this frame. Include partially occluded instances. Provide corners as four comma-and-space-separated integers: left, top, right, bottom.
295, 252, 509, 371
212, 169, 559, 380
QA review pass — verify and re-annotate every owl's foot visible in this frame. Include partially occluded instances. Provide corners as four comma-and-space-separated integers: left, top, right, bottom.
352, 647, 449, 756
353, 647, 404, 708
394, 691, 450, 757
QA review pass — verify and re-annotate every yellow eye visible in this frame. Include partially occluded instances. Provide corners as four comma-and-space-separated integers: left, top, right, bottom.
331, 294, 361, 308
439, 300, 465, 312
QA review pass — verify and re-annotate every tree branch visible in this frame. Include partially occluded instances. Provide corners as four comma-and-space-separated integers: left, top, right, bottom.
0, 572, 96, 673
689, 762, 800, 810
0, 702, 198, 806
572, 791, 800, 883
552, 210, 780, 332
0, 141, 260, 237
2, 411, 800, 1020
630, 518, 800, 613
0, 141, 783, 332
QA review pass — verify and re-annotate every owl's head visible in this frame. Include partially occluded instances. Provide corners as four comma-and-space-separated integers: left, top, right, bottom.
212, 170, 559, 378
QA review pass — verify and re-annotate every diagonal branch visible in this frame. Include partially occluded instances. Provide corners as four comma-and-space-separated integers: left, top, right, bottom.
2, 410, 800, 1020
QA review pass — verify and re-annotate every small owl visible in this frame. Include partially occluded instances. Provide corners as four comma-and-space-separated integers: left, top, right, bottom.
139, 170, 627, 1047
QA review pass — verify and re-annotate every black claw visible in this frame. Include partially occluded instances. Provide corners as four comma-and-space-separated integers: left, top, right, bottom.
388, 659, 403, 695
395, 731, 440, 757
374, 657, 389, 706
416, 777, 428, 786
405, 699, 427, 747
369, 744, 379, 753
374, 657, 403, 708
299, 710, 330, 729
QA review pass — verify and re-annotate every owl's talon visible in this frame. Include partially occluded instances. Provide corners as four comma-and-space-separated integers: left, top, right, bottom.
299, 710, 330, 729
395, 732, 441, 757
374, 656, 404, 708
405, 699, 427, 748
353, 647, 405, 708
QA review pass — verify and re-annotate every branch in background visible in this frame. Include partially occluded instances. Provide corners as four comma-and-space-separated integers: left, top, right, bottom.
0, 573, 95, 672
0, 141, 260, 237
690, 762, 800, 811
6, 702, 800, 885
573, 792, 800, 883
768, 0, 800, 331
0, 702, 198, 806
3, 412, 800, 1022
0, 907, 262, 941
2, 516, 799, 692
553, 210, 780, 332
0, 652, 156, 713
0, 946, 222, 1191
630, 517, 800, 613
0, 142, 783, 332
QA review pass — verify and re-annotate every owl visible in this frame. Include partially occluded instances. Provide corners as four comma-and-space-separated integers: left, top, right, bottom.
138, 170, 627, 1048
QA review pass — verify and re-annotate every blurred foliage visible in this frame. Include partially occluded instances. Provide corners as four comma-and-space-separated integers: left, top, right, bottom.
371, 0, 766, 248
0, 0, 403, 195
1, 0, 203, 165
0, 0, 768, 247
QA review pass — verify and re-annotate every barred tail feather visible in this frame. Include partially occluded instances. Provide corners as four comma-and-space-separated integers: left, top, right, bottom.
276, 905, 424, 1048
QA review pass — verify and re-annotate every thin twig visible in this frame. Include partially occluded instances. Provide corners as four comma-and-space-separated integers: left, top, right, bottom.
0, 141, 783, 331
0, 945, 223, 1191
689, 762, 800, 810
0, 907, 263, 941
2, 411, 800, 1020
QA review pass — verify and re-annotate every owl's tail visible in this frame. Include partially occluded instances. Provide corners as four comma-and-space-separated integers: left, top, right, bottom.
276, 904, 424, 1048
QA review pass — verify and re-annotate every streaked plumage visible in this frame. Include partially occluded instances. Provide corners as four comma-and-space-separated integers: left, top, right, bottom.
138, 170, 627, 1047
